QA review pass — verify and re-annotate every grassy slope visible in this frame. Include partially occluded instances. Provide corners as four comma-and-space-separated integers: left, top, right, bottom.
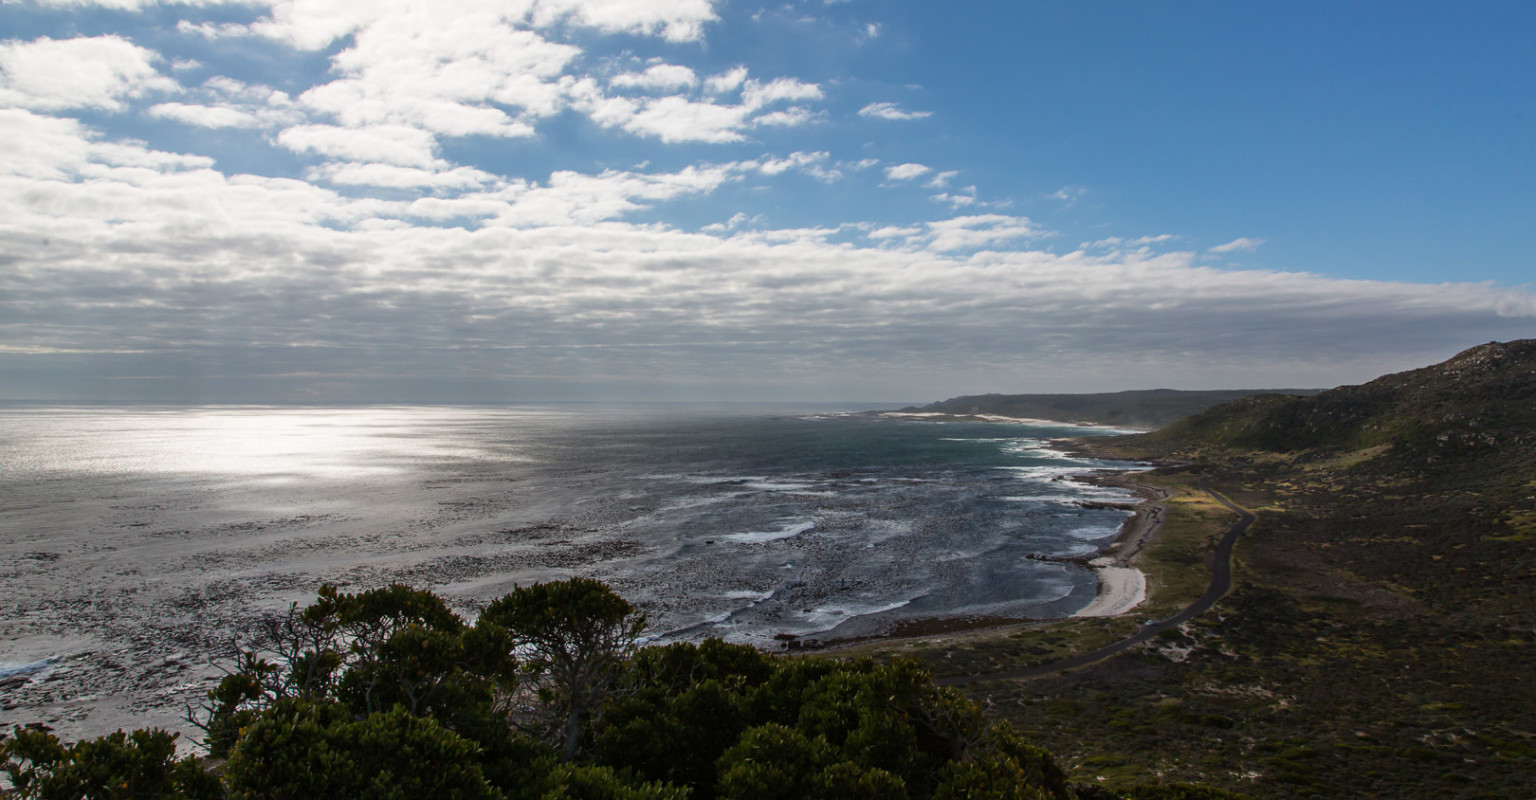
885, 341, 1536, 799
900, 389, 1322, 430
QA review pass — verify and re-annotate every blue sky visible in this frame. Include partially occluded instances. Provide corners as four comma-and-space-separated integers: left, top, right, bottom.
1, 0, 1533, 403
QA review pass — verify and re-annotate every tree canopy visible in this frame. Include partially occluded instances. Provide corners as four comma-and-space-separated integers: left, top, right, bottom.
2, 580, 1250, 800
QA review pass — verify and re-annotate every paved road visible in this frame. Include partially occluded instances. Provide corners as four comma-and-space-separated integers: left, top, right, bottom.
938, 481, 1255, 686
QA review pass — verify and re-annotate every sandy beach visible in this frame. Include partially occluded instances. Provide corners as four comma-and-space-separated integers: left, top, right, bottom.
1070, 481, 1167, 618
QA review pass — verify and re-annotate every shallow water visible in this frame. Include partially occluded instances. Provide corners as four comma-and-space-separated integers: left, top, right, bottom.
0, 404, 1141, 738
0, 404, 1145, 641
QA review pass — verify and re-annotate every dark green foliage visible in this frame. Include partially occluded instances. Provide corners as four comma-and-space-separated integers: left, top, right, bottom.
715, 723, 833, 800
981, 725, 1071, 800
536, 764, 688, 800
224, 699, 498, 800
593, 640, 774, 793
0, 725, 220, 800
1118, 785, 1252, 800
928, 722, 1074, 800
197, 583, 519, 757
481, 577, 647, 760
810, 761, 909, 800
933, 757, 1049, 800
8, 579, 1246, 800
595, 676, 750, 793
1132, 339, 1536, 479
793, 657, 980, 793
599, 639, 1069, 800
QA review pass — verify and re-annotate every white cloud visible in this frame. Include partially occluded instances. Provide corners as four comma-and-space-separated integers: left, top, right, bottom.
231, 0, 717, 52
867, 225, 920, 240
574, 71, 824, 143
1050, 184, 1088, 204
0, 108, 95, 179
752, 151, 844, 182
292, 10, 577, 139
189, 4, 821, 149
582, 94, 751, 143
483, 163, 743, 227
1210, 237, 1265, 254
277, 124, 441, 168
28, 0, 153, 8
1083, 234, 1178, 250
4, 125, 1534, 400
701, 211, 758, 232
148, 102, 263, 129
0, 108, 216, 182
610, 64, 698, 92
175, 19, 259, 41
884, 162, 930, 181
26, 0, 247, 9
858, 101, 931, 121
309, 162, 498, 190
741, 77, 822, 109
930, 192, 977, 209
147, 77, 302, 129
704, 66, 748, 95
926, 170, 959, 189
752, 106, 819, 128
6, 0, 1534, 402
530, 0, 719, 43
922, 214, 1043, 252
756, 151, 827, 176
0, 35, 177, 111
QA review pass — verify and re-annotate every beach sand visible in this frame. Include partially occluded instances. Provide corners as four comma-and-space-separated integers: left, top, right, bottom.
1070, 481, 1166, 618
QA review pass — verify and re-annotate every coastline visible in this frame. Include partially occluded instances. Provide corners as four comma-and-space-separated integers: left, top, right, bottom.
0, 410, 1165, 743
1070, 478, 1167, 618
870, 415, 1164, 623
793, 468, 1169, 652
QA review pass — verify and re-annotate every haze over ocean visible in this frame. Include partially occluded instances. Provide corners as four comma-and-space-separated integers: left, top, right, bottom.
0, 404, 1140, 737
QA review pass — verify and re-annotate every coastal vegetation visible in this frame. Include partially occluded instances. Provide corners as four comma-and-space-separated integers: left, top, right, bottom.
8, 339, 1531, 799
900, 340, 1536, 798
2, 579, 1246, 799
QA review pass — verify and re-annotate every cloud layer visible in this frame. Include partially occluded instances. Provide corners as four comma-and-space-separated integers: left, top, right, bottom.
2, 0, 1533, 402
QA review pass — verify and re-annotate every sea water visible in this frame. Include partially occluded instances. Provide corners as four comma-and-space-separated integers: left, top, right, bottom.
0, 404, 1142, 659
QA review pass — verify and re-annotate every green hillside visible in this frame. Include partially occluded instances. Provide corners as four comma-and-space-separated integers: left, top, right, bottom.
1127, 339, 1536, 474
899, 389, 1321, 430
904, 340, 1536, 799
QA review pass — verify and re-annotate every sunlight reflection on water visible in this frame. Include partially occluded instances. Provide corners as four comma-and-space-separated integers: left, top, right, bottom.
0, 406, 534, 480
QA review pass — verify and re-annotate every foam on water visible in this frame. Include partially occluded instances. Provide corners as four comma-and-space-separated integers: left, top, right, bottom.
722, 520, 816, 544
1, 405, 1147, 666
0, 657, 56, 675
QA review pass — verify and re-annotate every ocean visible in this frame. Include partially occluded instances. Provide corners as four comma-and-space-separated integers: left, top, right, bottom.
0, 404, 1142, 737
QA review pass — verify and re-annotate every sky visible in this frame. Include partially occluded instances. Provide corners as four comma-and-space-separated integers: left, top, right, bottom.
1, 0, 1533, 404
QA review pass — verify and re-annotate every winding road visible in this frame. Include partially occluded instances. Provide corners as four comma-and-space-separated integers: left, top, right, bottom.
939, 481, 1255, 686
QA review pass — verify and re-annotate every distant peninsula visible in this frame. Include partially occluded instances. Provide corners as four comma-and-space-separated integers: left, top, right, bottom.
889, 388, 1324, 430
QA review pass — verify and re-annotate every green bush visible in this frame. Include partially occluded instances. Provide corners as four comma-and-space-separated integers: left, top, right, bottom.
6, 581, 1251, 800
224, 699, 497, 800
0, 725, 220, 800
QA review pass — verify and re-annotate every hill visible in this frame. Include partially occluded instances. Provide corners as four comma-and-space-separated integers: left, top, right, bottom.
896, 340, 1536, 798
898, 389, 1322, 429
1127, 339, 1536, 474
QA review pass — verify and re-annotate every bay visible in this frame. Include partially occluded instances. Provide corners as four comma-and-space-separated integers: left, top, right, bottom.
0, 404, 1141, 740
